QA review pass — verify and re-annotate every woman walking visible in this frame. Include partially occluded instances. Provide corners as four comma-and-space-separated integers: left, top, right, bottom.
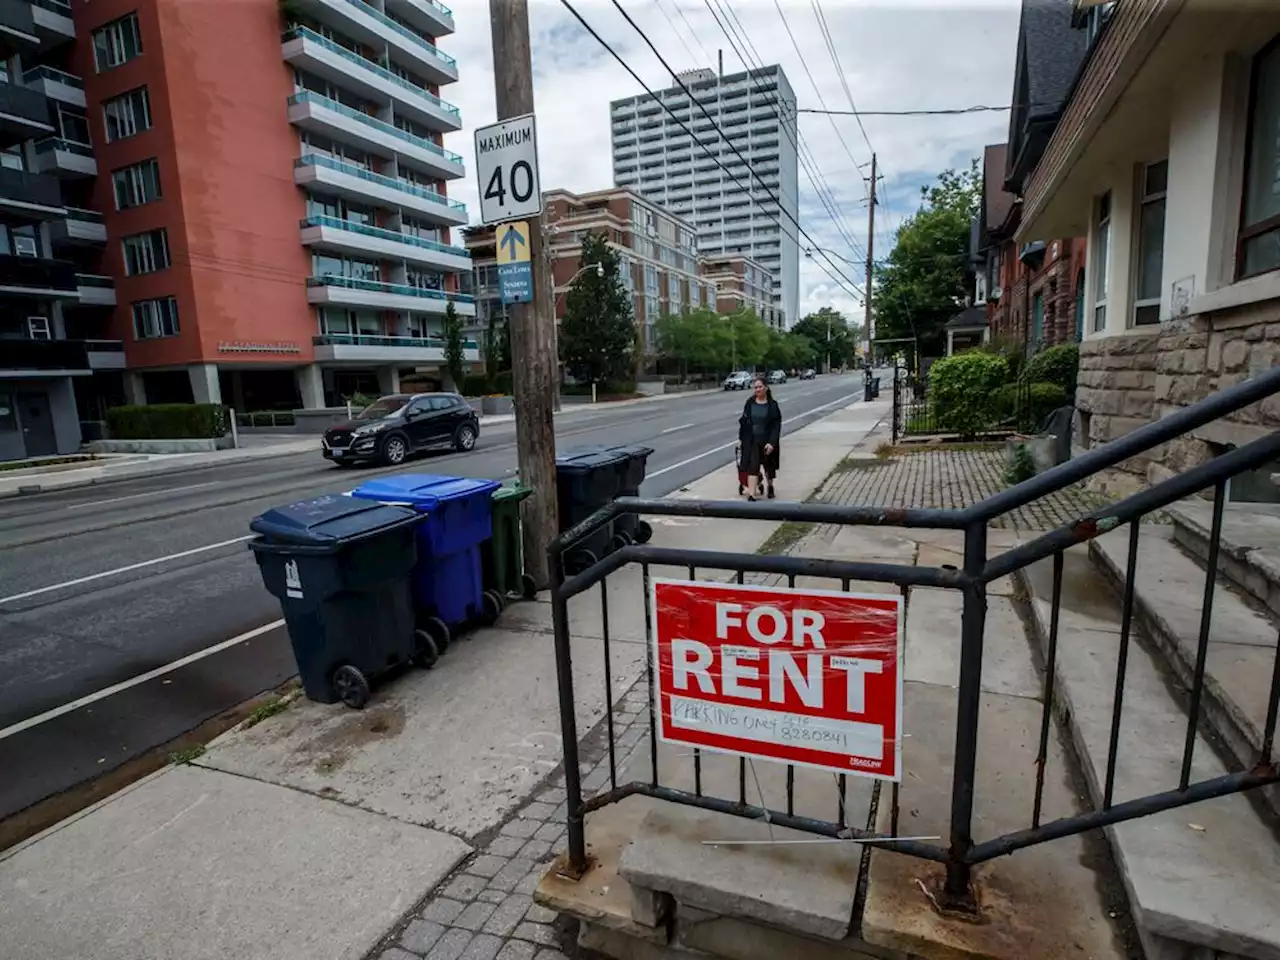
738, 376, 781, 500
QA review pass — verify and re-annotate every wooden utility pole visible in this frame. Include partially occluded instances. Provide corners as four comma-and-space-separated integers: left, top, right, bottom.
490, 0, 558, 586
864, 152, 877, 365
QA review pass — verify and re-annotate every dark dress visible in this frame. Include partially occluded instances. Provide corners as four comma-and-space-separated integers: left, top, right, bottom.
738, 396, 781, 478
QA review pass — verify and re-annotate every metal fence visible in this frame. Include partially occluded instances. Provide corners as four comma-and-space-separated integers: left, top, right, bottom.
893, 371, 1043, 444
546, 365, 1280, 912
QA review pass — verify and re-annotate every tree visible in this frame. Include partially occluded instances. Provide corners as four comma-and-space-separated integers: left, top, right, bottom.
872, 161, 982, 361
443, 300, 465, 389
792, 307, 854, 371
559, 232, 635, 385
726, 307, 769, 370
656, 308, 723, 380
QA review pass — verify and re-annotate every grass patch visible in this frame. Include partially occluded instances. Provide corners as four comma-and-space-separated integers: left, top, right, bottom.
757, 520, 815, 556
169, 744, 206, 765
890, 441, 1004, 455
874, 442, 896, 460
242, 695, 289, 729
0, 455, 98, 473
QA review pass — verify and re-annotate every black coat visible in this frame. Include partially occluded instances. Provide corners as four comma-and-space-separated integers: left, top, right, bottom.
739, 397, 782, 474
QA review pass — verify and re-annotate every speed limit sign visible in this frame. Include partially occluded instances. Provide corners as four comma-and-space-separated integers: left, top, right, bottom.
474, 113, 543, 225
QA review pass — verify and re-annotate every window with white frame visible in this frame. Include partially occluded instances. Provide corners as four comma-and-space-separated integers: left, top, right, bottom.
104, 87, 152, 142
132, 297, 179, 340
1132, 160, 1167, 325
122, 228, 170, 276
93, 13, 143, 72
1239, 38, 1280, 279
112, 158, 162, 209
27, 317, 50, 340
1093, 191, 1111, 332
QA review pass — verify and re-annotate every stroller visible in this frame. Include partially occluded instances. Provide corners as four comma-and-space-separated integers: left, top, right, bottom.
735, 441, 765, 496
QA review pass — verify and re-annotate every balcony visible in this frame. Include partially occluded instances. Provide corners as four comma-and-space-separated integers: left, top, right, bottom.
300, 215, 471, 272
22, 64, 83, 108
282, 27, 461, 133
293, 154, 467, 225
29, 0, 73, 49
306, 275, 477, 316
287, 92, 464, 180
75, 273, 115, 306
287, 0, 457, 84
0, 336, 91, 375
384, 0, 454, 39
312, 332, 479, 364
32, 137, 96, 178
0, 252, 76, 297
0, 0, 38, 57
0, 80, 53, 147
85, 338, 125, 370
0, 166, 64, 218
49, 206, 106, 246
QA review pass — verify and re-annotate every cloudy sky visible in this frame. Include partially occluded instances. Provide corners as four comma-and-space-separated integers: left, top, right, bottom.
440, 0, 1023, 322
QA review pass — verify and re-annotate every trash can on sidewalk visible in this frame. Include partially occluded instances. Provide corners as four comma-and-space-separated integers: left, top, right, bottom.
352, 474, 502, 643
484, 482, 536, 601
249, 494, 432, 710
561, 443, 655, 547
556, 447, 629, 573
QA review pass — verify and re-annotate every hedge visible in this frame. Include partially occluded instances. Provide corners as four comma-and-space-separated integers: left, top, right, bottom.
107, 404, 229, 440
1023, 343, 1079, 398
928, 352, 1009, 437
993, 381, 1068, 432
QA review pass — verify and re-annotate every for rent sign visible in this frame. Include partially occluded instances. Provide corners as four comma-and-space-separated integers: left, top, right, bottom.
650, 579, 904, 781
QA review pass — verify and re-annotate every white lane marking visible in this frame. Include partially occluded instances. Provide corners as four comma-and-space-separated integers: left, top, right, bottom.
0, 535, 255, 606
647, 392, 861, 479
0, 619, 286, 741
62, 481, 220, 511
661, 422, 694, 435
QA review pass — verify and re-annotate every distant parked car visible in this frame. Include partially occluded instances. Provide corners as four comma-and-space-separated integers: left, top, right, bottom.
322, 393, 480, 467
767, 370, 787, 385
723, 371, 752, 390
800, 369, 816, 380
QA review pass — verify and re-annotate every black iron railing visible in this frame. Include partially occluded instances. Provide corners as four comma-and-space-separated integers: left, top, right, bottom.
893, 369, 1043, 443
547, 364, 1280, 913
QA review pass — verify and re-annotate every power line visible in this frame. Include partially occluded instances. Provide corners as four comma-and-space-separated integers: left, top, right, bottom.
562, 0, 867, 302
799, 104, 1035, 117
652, 0, 700, 68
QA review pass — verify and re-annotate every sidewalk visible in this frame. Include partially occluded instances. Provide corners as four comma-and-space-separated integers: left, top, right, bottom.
0, 399, 890, 960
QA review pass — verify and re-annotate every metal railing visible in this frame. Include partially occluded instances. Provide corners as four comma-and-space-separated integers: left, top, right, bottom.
294, 153, 466, 214
307, 274, 474, 305
892, 370, 1043, 443
34, 137, 93, 157
286, 91, 463, 165
343, 0, 456, 69
63, 205, 104, 223
546, 364, 1280, 912
313, 332, 479, 349
300, 214, 469, 258
22, 65, 82, 88
282, 26, 460, 119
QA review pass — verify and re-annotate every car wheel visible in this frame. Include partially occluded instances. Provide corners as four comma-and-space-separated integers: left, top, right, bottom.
381, 434, 408, 466
454, 423, 477, 452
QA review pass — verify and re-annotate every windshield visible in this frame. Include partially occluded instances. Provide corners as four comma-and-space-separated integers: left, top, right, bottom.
355, 397, 407, 420
729, 371, 749, 379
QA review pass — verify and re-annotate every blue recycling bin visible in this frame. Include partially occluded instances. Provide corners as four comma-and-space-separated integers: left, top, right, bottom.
249, 494, 426, 709
351, 474, 502, 639
560, 443, 655, 546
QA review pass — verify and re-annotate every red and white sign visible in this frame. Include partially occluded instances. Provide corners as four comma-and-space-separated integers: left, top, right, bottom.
649, 578, 904, 781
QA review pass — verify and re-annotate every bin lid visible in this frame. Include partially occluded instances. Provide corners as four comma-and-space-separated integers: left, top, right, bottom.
493, 482, 533, 503
556, 448, 629, 474
351, 473, 501, 510
560, 443, 653, 462
250, 494, 418, 547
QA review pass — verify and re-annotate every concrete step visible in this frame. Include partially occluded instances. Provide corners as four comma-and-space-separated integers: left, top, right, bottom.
1167, 500, 1280, 623
1090, 525, 1280, 820
1020, 547, 1280, 960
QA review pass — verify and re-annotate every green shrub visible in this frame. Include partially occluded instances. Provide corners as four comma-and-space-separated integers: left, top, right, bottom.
992, 380, 1069, 432
928, 352, 1010, 437
1023, 343, 1079, 398
1027, 381, 1068, 427
460, 374, 492, 397
106, 404, 229, 440
1004, 442, 1037, 485
493, 370, 514, 395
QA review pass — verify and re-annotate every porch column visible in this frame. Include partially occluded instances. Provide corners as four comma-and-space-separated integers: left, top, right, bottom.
377, 366, 400, 397
295, 364, 324, 409
188, 363, 222, 406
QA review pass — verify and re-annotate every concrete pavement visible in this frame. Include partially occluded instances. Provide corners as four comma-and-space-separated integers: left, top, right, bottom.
0, 397, 891, 960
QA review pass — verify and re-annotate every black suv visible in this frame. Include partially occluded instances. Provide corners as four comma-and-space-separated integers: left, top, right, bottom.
322, 393, 480, 467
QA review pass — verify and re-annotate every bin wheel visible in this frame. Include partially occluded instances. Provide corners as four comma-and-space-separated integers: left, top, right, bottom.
423, 616, 451, 653
634, 521, 653, 544
610, 531, 632, 552
521, 573, 538, 600
481, 590, 503, 625
332, 665, 370, 709
411, 629, 439, 669
568, 549, 596, 575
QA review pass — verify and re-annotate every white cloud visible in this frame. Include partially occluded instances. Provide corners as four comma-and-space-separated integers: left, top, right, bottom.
441, 0, 1021, 323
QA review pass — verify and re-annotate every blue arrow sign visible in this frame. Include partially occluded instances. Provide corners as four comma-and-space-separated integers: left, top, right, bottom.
499, 225, 527, 262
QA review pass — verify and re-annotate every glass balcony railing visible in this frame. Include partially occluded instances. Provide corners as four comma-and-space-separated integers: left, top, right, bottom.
32, 0, 72, 13
287, 92, 463, 165
64, 206, 104, 223
295, 154, 466, 214
283, 26, 460, 120
301, 214, 470, 258
22, 65, 83, 89
421, 0, 453, 19
314, 332, 478, 350
75, 273, 114, 288
307, 274, 475, 305
35, 138, 94, 157
344, 0, 456, 69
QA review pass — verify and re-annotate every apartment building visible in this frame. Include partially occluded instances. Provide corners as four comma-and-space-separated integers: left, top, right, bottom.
610, 65, 799, 328
700, 254, 782, 329
0, 0, 475, 460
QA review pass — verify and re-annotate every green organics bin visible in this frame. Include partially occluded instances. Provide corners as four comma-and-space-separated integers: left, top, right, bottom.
483, 483, 536, 600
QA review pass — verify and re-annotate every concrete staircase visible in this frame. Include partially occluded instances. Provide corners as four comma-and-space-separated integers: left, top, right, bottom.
1020, 502, 1280, 960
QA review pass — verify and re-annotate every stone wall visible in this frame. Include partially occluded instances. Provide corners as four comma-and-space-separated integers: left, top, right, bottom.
1075, 332, 1160, 496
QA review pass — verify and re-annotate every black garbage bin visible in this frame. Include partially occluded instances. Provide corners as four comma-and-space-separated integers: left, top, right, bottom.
556, 447, 628, 573
561, 443, 655, 548
249, 494, 433, 709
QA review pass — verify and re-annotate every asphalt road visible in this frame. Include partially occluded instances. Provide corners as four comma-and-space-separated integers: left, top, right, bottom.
0, 374, 868, 821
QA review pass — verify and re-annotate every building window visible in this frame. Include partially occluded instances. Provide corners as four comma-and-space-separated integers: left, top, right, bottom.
113, 158, 162, 209
1075, 268, 1086, 342
104, 87, 152, 142
27, 316, 50, 340
93, 13, 143, 72
1240, 38, 1280, 279
1133, 160, 1167, 325
1092, 192, 1111, 332
58, 107, 91, 145
1084, 1, 1117, 45
1031, 293, 1044, 348
132, 297, 180, 340
123, 228, 170, 276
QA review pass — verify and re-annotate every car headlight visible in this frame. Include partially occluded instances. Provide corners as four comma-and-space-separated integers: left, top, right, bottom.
353, 422, 390, 437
